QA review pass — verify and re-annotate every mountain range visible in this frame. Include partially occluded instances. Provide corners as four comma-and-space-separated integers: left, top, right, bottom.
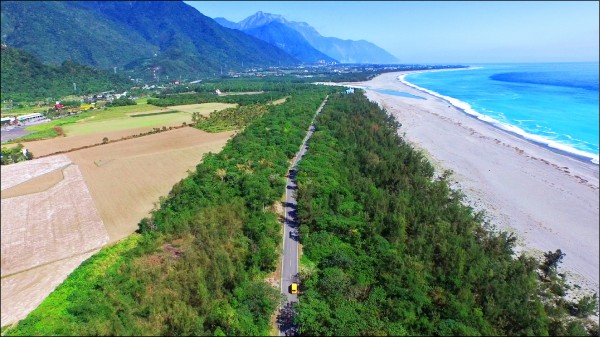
1, 1, 398, 83
1, 1, 298, 80
215, 11, 399, 64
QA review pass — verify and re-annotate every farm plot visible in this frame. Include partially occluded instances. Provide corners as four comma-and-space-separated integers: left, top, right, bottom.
15, 127, 166, 158
0, 154, 71, 191
165, 102, 237, 115
1, 249, 98, 326
62, 111, 192, 137
67, 127, 235, 242
62, 103, 236, 137
1, 155, 109, 326
1, 164, 109, 277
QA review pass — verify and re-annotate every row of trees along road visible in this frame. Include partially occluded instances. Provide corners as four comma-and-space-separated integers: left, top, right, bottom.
293, 90, 598, 336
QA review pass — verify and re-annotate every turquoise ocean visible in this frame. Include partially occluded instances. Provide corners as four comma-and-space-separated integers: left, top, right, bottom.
402, 63, 599, 165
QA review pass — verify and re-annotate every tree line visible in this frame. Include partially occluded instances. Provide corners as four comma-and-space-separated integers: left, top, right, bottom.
293, 90, 598, 336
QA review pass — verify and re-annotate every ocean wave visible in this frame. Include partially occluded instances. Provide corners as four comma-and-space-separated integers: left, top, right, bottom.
398, 74, 600, 165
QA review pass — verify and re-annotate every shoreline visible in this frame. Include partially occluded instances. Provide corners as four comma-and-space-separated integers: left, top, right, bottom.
396, 70, 599, 167
335, 71, 599, 297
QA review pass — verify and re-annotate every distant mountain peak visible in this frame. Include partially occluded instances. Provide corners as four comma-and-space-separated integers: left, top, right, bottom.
238, 11, 288, 30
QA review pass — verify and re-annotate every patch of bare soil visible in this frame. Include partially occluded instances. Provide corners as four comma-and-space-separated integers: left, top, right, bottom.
67, 127, 235, 242
1, 169, 64, 199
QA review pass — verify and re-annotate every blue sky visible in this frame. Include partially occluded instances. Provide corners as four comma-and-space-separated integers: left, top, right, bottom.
185, 1, 599, 64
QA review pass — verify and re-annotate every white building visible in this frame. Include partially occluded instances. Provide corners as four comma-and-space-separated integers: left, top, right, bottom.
17, 113, 44, 123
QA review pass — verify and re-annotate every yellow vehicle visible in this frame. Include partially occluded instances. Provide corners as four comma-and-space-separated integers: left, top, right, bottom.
290, 283, 298, 294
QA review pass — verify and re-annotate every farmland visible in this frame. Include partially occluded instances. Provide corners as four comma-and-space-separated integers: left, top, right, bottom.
1, 122, 235, 326
64, 103, 236, 137
1, 157, 109, 325
4, 101, 235, 142
66, 127, 235, 242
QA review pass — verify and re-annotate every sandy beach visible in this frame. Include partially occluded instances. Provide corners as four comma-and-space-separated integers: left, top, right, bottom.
336, 71, 599, 296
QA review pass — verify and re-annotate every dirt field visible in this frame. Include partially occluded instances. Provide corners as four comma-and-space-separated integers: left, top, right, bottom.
15, 127, 166, 157
1, 164, 109, 277
67, 127, 235, 242
0, 154, 71, 191
1, 250, 98, 326
269, 97, 289, 106
1, 169, 64, 199
218, 91, 264, 96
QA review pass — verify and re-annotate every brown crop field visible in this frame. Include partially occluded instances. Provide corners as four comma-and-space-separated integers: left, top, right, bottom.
67, 127, 235, 242
16, 127, 166, 157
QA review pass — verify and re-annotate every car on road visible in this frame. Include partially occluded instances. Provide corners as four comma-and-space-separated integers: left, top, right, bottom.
290, 283, 298, 294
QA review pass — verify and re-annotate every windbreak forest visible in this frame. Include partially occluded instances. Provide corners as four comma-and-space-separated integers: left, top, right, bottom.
6, 85, 334, 336
294, 91, 597, 336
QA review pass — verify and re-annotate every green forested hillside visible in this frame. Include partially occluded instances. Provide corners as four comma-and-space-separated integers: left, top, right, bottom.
5, 84, 334, 336
294, 91, 597, 336
0, 1, 155, 69
1, 1, 299, 79
0, 46, 131, 101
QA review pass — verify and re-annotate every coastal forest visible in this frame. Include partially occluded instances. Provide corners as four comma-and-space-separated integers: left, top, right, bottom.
4, 85, 597, 336
294, 91, 598, 336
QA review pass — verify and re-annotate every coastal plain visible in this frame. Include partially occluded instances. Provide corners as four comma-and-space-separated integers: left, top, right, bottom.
344, 71, 599, 296
1, 125, 234, 326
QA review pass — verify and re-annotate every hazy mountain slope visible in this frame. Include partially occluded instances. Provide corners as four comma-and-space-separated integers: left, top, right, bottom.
237, 11, 287, 30
214, 17, 240, 30
244, 22, 337, 64
215, 11, 399, 64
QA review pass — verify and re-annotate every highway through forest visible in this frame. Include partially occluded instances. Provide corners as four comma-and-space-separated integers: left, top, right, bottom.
277, 96, 328, 336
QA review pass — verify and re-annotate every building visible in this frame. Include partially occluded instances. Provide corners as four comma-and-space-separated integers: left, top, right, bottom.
17, 113, 44, 123
1, 117, 15, 126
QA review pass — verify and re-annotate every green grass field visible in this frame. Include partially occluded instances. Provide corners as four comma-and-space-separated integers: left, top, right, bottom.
7, 101, 235, 142
64, 102, 236, 137
63, 110, 191, 136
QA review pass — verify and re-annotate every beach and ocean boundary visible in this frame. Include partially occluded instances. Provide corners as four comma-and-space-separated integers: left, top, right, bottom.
330, 70, 599, 299
397, 69, 600, 166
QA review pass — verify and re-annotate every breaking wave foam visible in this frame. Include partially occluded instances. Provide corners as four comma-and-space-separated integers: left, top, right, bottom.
398, 74, 599, 165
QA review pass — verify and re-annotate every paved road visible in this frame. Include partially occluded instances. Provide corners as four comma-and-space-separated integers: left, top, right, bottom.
1, 119, 50, 143
277, 96, 327, 336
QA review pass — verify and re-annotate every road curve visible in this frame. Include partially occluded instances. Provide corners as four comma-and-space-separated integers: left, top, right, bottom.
277, 96, 328, 336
